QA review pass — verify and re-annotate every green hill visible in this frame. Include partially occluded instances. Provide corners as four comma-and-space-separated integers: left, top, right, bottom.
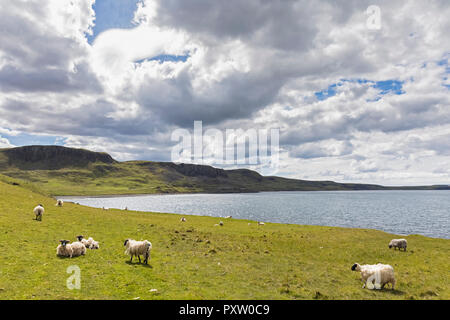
0, 175, 448, 300
0, 146, 447, 196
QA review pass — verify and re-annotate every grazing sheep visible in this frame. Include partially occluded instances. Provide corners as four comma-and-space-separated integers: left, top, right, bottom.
33, 204, 44, 221
257, 221, 265, 226
351, 263, 396, 290
55, 199, 64, 207
225, 216, 232, 219
180, 217, 186, 222
219, 221, 224, 226
124, 239, 152, 264
389, 239, 407, 251
56, 240, 86, 258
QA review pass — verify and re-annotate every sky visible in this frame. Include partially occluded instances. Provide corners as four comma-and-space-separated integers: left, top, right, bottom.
0, 0, 449, 186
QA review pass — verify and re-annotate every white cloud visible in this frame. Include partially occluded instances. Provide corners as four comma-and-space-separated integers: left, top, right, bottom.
0, 0, 449, 185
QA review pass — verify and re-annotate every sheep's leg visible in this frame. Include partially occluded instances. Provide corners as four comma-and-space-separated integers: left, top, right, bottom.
138, 255, 141, 263
130, 255, 133, 263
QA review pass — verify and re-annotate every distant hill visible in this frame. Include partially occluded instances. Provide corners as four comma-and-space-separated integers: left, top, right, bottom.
0, 145, 448, 196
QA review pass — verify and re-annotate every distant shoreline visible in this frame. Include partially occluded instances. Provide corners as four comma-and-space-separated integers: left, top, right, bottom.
55, 188, 450, 199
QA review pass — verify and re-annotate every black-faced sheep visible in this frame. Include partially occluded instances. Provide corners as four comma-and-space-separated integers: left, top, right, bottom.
389, 239, 407, 251
56, 240, 86, 258
34, 204, 44, 221
55, 199, 64, 207
124, 239, 152, 264
77, 235, 99, 249
351, 263, 396, 290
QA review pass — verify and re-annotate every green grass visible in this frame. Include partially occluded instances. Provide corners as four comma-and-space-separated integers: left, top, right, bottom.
0, 176, 448, 300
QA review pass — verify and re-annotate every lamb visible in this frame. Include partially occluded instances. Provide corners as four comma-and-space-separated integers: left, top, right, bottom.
76, 235, 99, 249
56, 240, 86, 258
124, 239, 152, 264
389, 239, 407, 251
33, 204, 44, 221
90, 240, 99, 249
55, 199, 64, 207
351, 263, 396, 290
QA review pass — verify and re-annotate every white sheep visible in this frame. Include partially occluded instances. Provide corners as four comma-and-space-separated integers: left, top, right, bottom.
55, 199, 64, 207
225, 216, 232, 219
33, 204, 44, 221
351, 263, 396, 290
90, 240, 99, 249
180, 217, 186, 222
124, 239, 152, 264
389, 239, 407, 251
257, 221, 265, 226
77, 235, 99, 249
56, 240, 86, 258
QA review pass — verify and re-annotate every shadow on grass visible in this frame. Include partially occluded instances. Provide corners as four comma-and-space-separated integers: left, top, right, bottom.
56, 255, 85, 259
125, 260, 153, 268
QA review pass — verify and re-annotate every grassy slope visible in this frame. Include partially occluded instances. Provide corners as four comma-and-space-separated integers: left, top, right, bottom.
1, 161, 446, 197
0, 176, 448, 300
1, 146, 448, 196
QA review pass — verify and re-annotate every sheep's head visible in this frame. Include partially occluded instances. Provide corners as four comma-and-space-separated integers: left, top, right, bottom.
38, 204, 43, 207
123, 239, 129, 246
76, 235, 84, 241
91, 242, 99, 249
389, 244, 393, 248
351, 263, 361, 271
60, 240, 70, 247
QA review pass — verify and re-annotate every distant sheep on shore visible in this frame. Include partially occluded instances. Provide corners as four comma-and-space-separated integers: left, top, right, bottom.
55, 199, 64, 207
389, 239, 407, 251
124, 239, 152, 264
351, 263, 396, 290
33, 204, 44, 221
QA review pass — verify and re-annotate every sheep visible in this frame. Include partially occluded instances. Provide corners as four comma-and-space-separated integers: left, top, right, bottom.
56, 240, 73, 257
55, 199, 64, 207
180, 217, 186, 222
90, 240, 99, 249
124, 239, 152, 264
33, 204, 44, 221
76, 235, 89, 247
219, 221, 224, 226
71, 241, 87, 256
224, 216, 232, 219
389, 239, 407, 251
351, 263, 396, 290
56, 240, 86, 258
257, 221, 265, 226
76, 235, 99, 249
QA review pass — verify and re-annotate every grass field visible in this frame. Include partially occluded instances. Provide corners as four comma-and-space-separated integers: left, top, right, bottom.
0, 175, 448, 300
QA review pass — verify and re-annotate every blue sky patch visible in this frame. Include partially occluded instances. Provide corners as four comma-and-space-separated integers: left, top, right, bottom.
135, 54, 191, 65
86, 0, 140, 44
4, 133, 66, 147
314, 79, 405, 101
